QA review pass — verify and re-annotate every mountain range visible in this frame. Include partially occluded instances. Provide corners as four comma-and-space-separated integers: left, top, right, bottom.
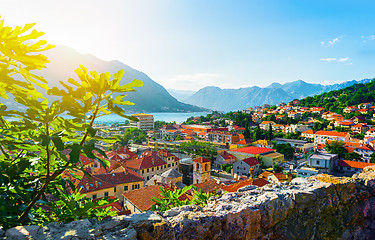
182, 79, 373, 111
1, 45, 206, 113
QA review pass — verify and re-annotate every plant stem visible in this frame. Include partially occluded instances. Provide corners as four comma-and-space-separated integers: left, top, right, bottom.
19, 96, 102, 225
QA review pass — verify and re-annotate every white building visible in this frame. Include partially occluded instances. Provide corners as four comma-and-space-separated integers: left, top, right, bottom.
307, 152, 338, 174
232, 157, 260, 177
130, 113, 154, 131
296, 167, 319, 177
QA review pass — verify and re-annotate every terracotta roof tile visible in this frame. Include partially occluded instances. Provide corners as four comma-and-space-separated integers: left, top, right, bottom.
338, 160, 375, 169
315, 131, 349, 137
193, 157, 211, 163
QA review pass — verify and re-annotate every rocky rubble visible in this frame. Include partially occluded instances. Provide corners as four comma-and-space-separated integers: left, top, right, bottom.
3, 168, 375, 240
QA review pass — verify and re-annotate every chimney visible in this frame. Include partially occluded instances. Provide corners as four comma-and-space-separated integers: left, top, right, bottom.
287, 173, 293, 182
95, 181, 98, 188
152, 158, 155, 165
249, 168, 254, 179
86, 183, 89, 189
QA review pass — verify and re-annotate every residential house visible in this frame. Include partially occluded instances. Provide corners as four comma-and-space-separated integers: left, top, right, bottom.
351, 123, 370, 134
206, 131, 240, 144
310, 107, 325, 115
285, 124, 311, 134
252, 139, 273, 148
314, 131, 351, 145
307, 152, 338, 174
338, 160, 375, 174
122, 184, 187, 214
296, 167, 319, 177
232, 157, 260, 177
228, 146, 284, 167
215, 152, 236, 168
351, 116, 366, 124
343, 106, 359, 113
335, 120, 354, 128
126, 151, 178, 182
358, 103, 372, 109
220, 177, 270, 192
259, 121, 276, 130
301, 129, 315, 139
74, 165, 144, 201
273, 138, 314, 153
259, 171, 289, 183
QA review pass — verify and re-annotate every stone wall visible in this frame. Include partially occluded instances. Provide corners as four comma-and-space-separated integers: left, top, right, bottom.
3, 167, 375, 240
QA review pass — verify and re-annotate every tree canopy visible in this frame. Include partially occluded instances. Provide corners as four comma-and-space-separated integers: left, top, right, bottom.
0, 18, 143, 229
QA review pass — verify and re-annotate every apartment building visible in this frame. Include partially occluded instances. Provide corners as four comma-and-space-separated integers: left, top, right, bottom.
130, 113, 154, 131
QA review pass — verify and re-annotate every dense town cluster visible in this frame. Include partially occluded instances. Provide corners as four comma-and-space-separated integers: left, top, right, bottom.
74, 99, 375, 217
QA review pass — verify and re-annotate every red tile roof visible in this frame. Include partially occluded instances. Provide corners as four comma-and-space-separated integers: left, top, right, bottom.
95, 167, 143, 185
221, 154, 236, 160
242, 157, 259, 167
193, 157, 211, 163
230, 146, 275, 155
126, 155, 166, 170
76, 175, 114, 194
193, 179, 223, 194
302, 129, 315, 134
338, 160, 375, 169
123, 184, 187, 212
315, 131, 349, 137
221, 178, 269, 192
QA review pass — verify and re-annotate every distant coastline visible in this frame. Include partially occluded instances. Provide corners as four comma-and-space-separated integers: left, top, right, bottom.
94, 112, 211, 125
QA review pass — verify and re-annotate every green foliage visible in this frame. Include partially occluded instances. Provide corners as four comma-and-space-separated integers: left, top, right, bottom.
274, 143, 295, 158
220, 164, 233, 173
124, 128, 147, 144
151, 185, 222, 211
179, 140, 216, 158
151, 186, 193, 211
39, 187, 117, 224
0, 18, 143, 229
266, 124, 274, 140
273, 163, 283, 173
325, 141, 348, 159
298, 80, 375, 112
370, 153, 375, 164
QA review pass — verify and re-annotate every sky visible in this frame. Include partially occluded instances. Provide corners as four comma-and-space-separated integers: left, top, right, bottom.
2, 0, 375, 91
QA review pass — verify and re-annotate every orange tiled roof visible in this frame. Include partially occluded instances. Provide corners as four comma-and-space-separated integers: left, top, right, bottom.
338, 160, 375, 169
221, 178, 269, 192
193, 157, 211, 163
302, 129, 315, 134
315, 131, 349, 137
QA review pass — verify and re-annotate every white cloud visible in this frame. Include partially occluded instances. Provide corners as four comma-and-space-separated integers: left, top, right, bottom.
320, 58, 337, 62
321, 37, 340, 47
328, 37, 339, 46
338, 57, 350, 62
320, 57, 350, 63
362, 35, 375, 43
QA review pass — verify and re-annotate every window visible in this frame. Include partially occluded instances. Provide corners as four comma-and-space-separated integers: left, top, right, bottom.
316, 160, 320, 165
147, 176, 150, 180
142, 170, 144, 174
92, 194, 97, 199
132, 184, 135, 190
147, 169, 149, 173
168, 164, 171, 167
152, 167, 154, 171
104, 192, 108, 197
157, 166, 159, 170
124, 185, 128, 191
114, 187, 116, 192
205, 164, 207, 171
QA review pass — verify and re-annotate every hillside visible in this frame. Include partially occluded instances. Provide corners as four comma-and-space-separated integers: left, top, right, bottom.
1, 45, 207, 113
184, 79, 373, 111
298, 78, 375, 111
